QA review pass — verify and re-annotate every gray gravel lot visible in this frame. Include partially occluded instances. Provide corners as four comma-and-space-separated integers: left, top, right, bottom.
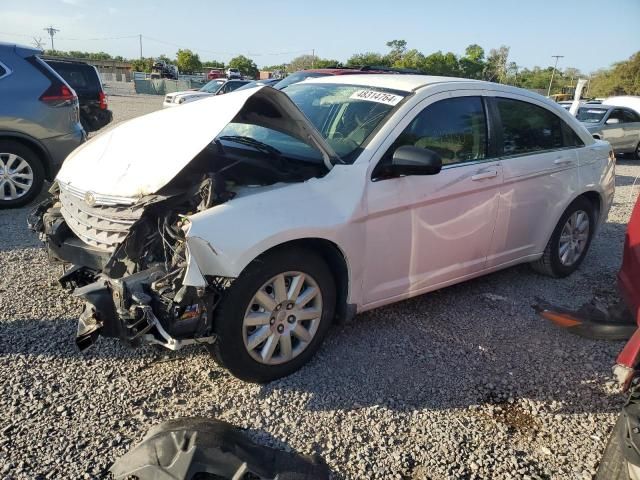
1, 93, 639, 479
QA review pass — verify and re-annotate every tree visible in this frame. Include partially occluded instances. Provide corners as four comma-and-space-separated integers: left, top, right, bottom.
175, 49, 201, 74
485, 46, 510, 83
459, 44, 485, 79
385, 39, 407, 65
346, 52, 389, 68
422, 51, 460, 76
131, 57, 154, 73
228, 55, 258, 78
589, 52, 640, 97
392, 49, 425, 70
202, 60, 225, 69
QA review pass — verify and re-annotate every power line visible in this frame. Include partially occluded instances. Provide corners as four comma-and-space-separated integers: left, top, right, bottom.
547, 55, 564, 97
43, 25, 59, 50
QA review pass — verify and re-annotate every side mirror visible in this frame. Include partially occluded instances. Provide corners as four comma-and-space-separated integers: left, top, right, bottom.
606, 117, 620, 125
389, 146, 442, 176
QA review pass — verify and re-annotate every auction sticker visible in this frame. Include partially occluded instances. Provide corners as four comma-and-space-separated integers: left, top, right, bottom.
350, 89, 404, 106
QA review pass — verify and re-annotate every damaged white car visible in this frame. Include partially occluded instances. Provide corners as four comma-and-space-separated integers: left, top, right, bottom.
30, 75, 615, 382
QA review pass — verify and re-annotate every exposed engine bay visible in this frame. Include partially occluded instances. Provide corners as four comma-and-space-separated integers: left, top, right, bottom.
28, 88, 331, 352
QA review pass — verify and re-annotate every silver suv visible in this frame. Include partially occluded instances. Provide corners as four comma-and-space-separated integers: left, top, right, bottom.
0, 42, 84, 208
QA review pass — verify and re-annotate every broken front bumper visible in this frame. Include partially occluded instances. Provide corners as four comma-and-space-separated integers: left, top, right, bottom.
28, 197, 218, 352
68, 266, 215, 352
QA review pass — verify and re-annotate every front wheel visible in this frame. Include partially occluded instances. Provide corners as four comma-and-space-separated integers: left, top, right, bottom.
531, 197, 595, 277
210, 247, 336, 383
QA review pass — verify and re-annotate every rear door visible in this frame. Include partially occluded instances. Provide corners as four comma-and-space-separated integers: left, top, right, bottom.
601, 108, 628, 151
622, 108, 640, 152
486, 95, 581, 266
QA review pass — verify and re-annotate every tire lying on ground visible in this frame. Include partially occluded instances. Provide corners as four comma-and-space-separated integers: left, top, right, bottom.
209, 246, 336, 383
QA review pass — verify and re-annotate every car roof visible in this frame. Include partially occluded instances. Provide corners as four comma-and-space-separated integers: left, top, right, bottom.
301, 73, 483, 92
0, 41, 41, 58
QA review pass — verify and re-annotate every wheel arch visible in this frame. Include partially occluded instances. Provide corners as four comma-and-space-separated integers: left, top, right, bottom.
248, 238, 353, 324
0, 132, 53, 180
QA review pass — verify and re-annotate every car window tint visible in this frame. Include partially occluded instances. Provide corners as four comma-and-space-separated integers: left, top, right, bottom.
561, 122, 585, 148
497, 98, 564, 155
623, 109, 640, 123
608, 109, 626, 123
387, 96, 487, 166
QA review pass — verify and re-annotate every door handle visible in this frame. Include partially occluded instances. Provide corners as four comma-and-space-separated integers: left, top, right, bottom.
553, 158, 575, 166
471, 170, 498, 181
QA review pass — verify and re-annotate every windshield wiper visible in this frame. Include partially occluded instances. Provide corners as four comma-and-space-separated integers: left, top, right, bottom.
218, 135, 282, 159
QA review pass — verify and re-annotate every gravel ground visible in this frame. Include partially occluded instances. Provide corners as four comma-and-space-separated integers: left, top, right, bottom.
1, 94, 639, 479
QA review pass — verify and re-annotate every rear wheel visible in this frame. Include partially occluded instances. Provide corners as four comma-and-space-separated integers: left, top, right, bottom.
210, 247, 336, 383
596, 414, 632, 479
531, 197, 595, 277
0, 140, 44, 209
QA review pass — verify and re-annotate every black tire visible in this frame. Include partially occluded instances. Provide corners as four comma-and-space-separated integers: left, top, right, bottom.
595, 413, 631, 480
531, 196, 595, 278
209, 247, 336, 383
0, 140, 45, 209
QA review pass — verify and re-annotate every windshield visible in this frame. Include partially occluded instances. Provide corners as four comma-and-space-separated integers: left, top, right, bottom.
576, 108, 608, 123
284, 83, 409, 162
273, 72, 330, 90
200, 80, 225, 93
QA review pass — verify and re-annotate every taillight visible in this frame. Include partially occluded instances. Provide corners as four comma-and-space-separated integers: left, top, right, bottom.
99, 91, 108, 110
40, 84, 76, 107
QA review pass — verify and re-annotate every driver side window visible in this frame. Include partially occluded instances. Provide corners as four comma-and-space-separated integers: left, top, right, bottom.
382, 96, 488, 168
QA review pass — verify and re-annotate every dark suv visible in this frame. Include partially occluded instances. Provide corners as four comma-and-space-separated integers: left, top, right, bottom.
0, 42, 84, 208
45, 59, 113, 133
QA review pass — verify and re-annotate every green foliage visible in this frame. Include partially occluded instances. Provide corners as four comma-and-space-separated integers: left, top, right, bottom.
202, 60, 225, 69
130, 57, 154, 73
346, 52, 390, 68
589, 52, 640, 96
422, 51, 460, 76
175, 49, 201, 74
228, 55, 258, 78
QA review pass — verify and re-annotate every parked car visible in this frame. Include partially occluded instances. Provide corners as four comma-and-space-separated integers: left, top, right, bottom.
163, 79, 250, 108
234, 78, 280, 91
207, 68, 225, 80
151, 60, 178, 80
576, 104, 640, 158
45, 59, 113, 133
604, 96, 640, 115
535, 195, 640, 480
0, 42, 84, 208
273, 67, 390, 90
30, 75, 614, 382
226, 68, 241, 79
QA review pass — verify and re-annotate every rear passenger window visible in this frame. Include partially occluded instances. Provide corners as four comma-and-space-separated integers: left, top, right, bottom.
623, 109, 640, 123
385, 96, 487, 166
497, 98, 564, 155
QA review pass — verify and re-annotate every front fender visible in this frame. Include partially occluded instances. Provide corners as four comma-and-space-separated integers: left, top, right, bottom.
182, 164, 367, 281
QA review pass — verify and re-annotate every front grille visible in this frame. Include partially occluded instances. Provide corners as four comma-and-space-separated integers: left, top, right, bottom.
164, 95, 173, 103
59, 183, 145, 252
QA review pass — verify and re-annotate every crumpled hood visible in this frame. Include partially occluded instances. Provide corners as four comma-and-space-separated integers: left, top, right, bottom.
56, 86, 335, 199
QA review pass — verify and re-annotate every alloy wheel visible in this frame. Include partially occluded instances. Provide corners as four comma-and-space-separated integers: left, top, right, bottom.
0, 153, 34, 201
242, 271, 322, 365
558, 210, 590, 266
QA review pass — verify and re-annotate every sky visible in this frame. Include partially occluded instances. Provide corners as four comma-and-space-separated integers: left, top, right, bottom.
1, 0, 639, 73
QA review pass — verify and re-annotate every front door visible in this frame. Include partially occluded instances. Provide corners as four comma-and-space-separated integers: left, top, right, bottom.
362, 93, 503, 307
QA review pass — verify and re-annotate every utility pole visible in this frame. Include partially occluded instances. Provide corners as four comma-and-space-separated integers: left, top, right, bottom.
139, 34, 143, 59
547, 55, 564, 97
43, 26, 59, 51
311, 49, 315, 68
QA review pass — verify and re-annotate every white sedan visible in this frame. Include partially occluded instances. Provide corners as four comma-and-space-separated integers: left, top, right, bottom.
162, 79, 249, 107
33, 74, 615, 382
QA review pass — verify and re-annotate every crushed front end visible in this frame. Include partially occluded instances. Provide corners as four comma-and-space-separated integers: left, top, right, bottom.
28, 179, 230, 352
